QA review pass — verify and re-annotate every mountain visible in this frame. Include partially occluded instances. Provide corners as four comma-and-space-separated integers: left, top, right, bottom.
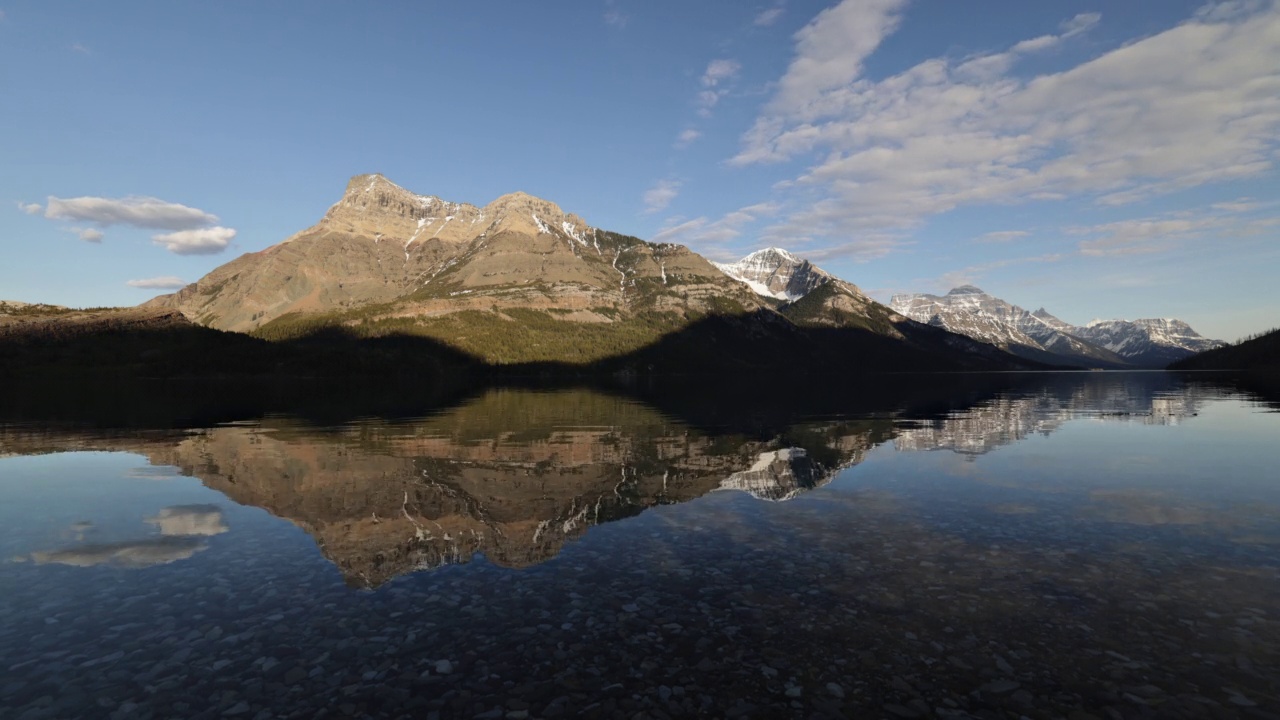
889, 286, 1224, 368
150, 174, 759, 335
889, 287, 1128, 368
1169, 326, 1280, 371
713, 247, 835, 301
141, 174, 1033, 372
1070, 318, 1226, 368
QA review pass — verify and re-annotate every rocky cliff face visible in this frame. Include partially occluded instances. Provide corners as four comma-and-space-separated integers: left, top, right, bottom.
148, 174, 761, 336
713, 248, 835, 302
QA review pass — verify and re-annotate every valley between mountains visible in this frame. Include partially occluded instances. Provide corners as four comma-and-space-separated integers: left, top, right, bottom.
2, 174, 1226, 378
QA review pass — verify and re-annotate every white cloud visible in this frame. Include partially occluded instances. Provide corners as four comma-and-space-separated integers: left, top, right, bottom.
642, 180, 681, 214
74, 227, 104, 243
765, 0, 907, 120
800, 236, 900, 263
702, 59, 741, 87
17, 201, 42, 215
978, 230, 1031, 243
652, 202, 780, 247
603, 0, 628, 28
755, 7, 784, 27
71, 42, 90, 55
939, 253, 1064, 289
151, 226, 236, 255
675, 128, 701, 148
45, 195, 219, 230
729, 2, 1280, 252
696, 59, 742, 118
1068, 202, 1278, 256
1061, 12, 1101, 37
126, 276, 188, 290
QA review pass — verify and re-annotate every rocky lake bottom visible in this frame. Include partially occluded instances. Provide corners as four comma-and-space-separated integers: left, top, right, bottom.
1, 372, 1278, 719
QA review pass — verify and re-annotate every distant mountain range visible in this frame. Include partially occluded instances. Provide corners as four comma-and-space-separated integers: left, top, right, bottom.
888, 286, 1223, 368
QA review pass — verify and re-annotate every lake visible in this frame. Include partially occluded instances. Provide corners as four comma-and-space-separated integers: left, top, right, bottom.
2, 372, 1278, 719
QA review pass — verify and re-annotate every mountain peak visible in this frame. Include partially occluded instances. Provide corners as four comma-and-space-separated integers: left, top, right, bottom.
947, 285, 985, 295
714, 248, 836, 302
484, 190, 564, 215
744, 247, 800, 263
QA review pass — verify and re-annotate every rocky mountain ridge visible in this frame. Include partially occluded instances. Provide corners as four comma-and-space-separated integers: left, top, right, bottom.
889, 286, 1222, 368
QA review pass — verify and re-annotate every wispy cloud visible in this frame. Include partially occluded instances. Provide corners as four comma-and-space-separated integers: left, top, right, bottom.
71, 43, 91, 55
702, 59, 741, 87
642, 179, 681, 214
939, 254, 1064, 289
674, 128, 701, 148
126, 276, 187, 290
755, 6, 785, 27
69, 227, 104, 243
977, 230, 1030, 243
17, 201, 42, 215
1069, 201, 1277, 256
697, 59, 741, 117
603, 0, 628, 28
151, 227, 236, 255
652, 202, 780, 251
729, 1, 1280, 255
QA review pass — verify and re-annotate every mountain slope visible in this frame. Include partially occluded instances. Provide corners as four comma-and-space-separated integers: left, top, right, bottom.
713, 247, 836, 301
889, 287, 1128, 368
1169, 327, 1280, 371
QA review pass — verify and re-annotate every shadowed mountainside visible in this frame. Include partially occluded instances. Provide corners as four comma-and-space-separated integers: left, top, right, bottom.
1170, 327, 1280, 372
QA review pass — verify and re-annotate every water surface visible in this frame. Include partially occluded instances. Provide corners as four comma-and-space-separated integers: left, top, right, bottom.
2, 373, 1278, 719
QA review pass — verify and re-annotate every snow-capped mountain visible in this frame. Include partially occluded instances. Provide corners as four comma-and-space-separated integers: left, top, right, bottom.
1070, 318, 1225, 368
889, 287, 1127, 367
888, 286, 1224, 368
713, 247, 835, 302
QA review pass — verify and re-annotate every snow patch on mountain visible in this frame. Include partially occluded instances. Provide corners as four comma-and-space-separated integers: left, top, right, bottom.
714, 247, 834, 301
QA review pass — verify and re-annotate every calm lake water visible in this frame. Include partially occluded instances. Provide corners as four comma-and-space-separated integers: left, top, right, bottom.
1, 372, 1278, 719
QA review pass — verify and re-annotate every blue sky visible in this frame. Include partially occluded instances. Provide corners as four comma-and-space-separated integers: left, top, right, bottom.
2, 0, 1277, 341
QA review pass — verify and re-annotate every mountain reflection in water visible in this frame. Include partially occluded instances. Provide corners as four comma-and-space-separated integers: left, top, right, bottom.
0, 372, 1242, 587
2, 372, 1279, 719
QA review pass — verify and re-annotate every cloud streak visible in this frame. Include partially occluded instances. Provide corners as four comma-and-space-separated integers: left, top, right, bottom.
642, 180, 681, 214
755, 6, 784, 27
126, 276, 188, 290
